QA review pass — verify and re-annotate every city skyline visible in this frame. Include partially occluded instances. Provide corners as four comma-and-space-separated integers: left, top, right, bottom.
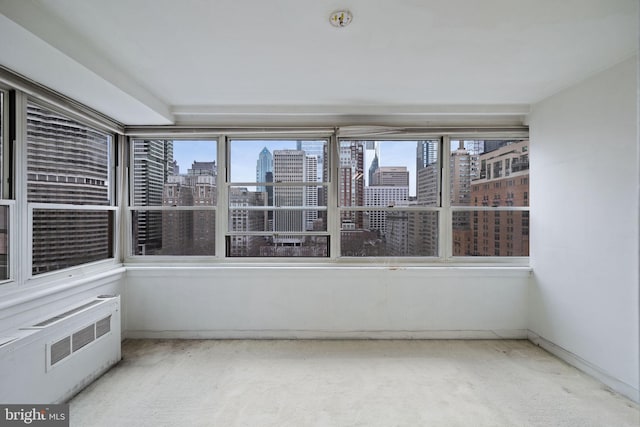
143, 137, 529, 257
172, 139, 440, 197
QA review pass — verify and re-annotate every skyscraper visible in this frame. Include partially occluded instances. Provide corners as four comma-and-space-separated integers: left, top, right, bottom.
450, 143, 476, 256
416, 140, 438, 172
304, 155, 318, 231
371, 166, 410, 187
364, 186, 409, 234
368, 151, 379, 186
256, 147, 273, 193
27, 102, 113, 273
296, 140, 324, 180
410, 162, 440, 256
339, 142, 365, 229
133, 139, 174, 255
273, 150, 305, 235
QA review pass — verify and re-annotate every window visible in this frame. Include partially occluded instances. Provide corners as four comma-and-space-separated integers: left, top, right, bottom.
339, 140, 440, 257
450, 139, 529, 257
27, 101, 115, 274
130, 139, 217, 256
0, 90, 10, 281
127, 133, 528, 262
226, 139, 328, 257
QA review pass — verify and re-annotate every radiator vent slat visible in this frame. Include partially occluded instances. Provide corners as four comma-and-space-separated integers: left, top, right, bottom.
72, 325, 95, 352
34, 300, 102, 327
95, 316, 111, 338
50, 336, 71, 365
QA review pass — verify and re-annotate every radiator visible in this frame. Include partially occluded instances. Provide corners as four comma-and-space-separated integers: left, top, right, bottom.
0, 295, 121, 403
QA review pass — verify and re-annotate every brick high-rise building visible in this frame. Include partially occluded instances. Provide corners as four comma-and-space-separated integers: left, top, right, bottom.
228, 187, 267, 256
470, 140, 530, 256
161, 160, 216, 255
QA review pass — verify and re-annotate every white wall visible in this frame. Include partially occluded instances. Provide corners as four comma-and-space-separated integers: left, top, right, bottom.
124, 266, 530, 339
528, 56, 639, 401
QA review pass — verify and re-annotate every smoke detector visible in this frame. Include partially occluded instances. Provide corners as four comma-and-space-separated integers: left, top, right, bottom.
330, 10, 353, 27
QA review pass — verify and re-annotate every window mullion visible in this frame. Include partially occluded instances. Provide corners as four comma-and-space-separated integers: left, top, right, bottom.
328, 134, 339, 259
216, 135, 228, 259
441, 135, 452, 260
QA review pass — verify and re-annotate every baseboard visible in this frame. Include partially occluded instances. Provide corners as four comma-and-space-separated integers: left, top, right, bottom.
124, 329, 528, 340
527, 331, 639, 403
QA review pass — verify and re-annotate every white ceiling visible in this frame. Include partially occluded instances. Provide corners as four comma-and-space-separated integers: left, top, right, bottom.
0, 0, 637, 125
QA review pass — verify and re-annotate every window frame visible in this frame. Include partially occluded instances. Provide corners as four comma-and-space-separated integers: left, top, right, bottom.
225, 136, 332, 258
127, 136, 220, 259
24, 98, 118, 279
0, 87, 14, 283
336, 137, 443, 259
125, 130, 529, 265
446, 135, 530, 263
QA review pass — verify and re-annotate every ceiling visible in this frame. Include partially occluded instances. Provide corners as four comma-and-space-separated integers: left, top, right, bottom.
0, 0, 637, 125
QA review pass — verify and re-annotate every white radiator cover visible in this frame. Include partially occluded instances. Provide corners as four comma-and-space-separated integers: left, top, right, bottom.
0, 295, 121, 403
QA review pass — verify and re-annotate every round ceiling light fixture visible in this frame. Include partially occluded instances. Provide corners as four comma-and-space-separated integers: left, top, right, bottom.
330, 10, 353, 27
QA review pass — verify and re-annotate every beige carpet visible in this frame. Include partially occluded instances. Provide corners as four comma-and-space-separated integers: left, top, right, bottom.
69, 339, 639, 426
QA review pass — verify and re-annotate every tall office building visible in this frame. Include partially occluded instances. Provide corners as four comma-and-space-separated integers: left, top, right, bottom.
256, 147, 273, 193
364, 186, 409, 234
368, 151, 379, 186
386, 210, 410, 256
26, 102, 113, 274
296, 140, 324, 180
371, 166, 409, 187
450, 143, 476, 256
339, 142, 365, 229
304, 155, 319, 231
416, 140, 438, 171
409, 163, 440, 256
273, 150, 305, 235
133, 139, 174, 255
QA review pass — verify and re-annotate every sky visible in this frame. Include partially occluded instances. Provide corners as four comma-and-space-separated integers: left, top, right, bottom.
172, 139, 451, 197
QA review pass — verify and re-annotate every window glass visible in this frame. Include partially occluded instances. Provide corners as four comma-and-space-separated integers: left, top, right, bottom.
339, 140, 440, 256
0, 92, 7, 280
0, 205, 8, 280
227, 139, 328, 257
27, 103, 111, 205
32, 209, 113, 274
131, 139, 217, 255
27, 101, 114, 273
450, 139, 529, 257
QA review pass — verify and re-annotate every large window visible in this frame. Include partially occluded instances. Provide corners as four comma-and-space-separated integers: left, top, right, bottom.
450, 139, 529, 257
226, 139, 329, 257
129, 134, 529, 262
130, 139, 217, 256
26, 101, 115, 274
